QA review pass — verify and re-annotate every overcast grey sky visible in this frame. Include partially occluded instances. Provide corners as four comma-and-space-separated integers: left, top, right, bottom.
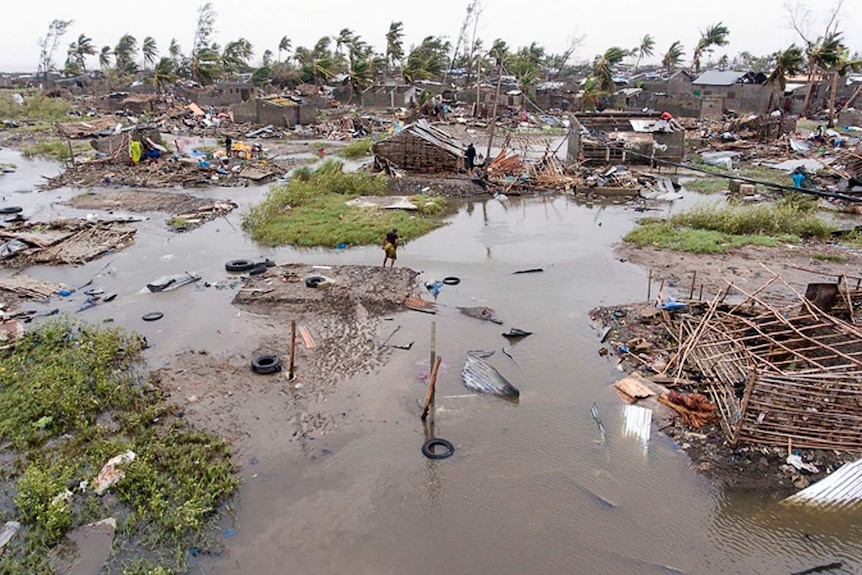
1, 0, 860, 73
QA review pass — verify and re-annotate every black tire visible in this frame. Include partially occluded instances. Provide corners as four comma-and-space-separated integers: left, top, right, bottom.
256, 259, 276, 268
251, 354, 282, 375
142, 312, 164, 322
442, 276, 460, 285
305, 276, 325, 288
0, 206, 23, 215
225, 259, 256, 272
248, 264, 268, 276
421, 438, 454, 460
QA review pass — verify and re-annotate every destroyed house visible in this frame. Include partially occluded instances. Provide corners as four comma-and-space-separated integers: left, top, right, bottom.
670, 275, 862, 453
372, 120, 464, 173
534, 81, 577, 111
361, 84, 420, 109
574, 112, 684, 165
191, 83, 257, 107
692, 70, 777, 115
230, 96, 317, 128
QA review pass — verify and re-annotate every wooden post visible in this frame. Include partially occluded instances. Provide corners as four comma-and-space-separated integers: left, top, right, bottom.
421, 356, 442, 421
688, 270, 697, 301
289, 320, 297, 380
485, 58, 504, 166
430, 320, 437, 369
647, 269, 653, 301
67, 140, 75, 165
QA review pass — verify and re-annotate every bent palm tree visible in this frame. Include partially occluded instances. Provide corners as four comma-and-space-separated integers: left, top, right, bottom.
278, 36, 291, 62
142, 36, 158, 70
691, 22, 729, 74
766, 45, 804, 93
593, 46, 628, 93
385, 21, 404, 70
99, 46, 112, 71
662, 41, 685, 75
634, 34, 655, 72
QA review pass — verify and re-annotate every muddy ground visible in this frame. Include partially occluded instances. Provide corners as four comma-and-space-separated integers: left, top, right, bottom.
616, 240, 862, 303
65, 189, 237, 230
157, 263, 420, 460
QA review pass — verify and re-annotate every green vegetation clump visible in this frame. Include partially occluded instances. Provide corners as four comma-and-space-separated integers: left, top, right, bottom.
682, 177, 729, 194
339, 138, 373, 159
0, 319, 238, 574
0, 92, 73, 123
625, 200, 835, 253
811, 252, 847, 263
20, 138, 90, 161
243, 159, 446, 247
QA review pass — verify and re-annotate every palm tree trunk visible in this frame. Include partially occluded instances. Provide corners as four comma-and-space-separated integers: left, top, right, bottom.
801, 59, 818, 117
827, 71, 840, 128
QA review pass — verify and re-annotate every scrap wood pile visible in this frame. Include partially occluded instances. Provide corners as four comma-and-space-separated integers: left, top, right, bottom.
0, 219, 136, 266
44, 157, 285, 190
655, 269, 862, 453
486, 147, 578, 192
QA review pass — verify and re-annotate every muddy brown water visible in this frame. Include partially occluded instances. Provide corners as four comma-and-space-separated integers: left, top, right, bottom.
2, 149, 862, 575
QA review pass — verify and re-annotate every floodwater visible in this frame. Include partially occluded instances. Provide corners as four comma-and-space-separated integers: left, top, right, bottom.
2, 149, 861, 575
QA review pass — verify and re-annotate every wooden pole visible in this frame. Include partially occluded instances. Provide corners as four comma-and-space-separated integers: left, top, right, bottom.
289, 320, 297, 380
430, 320, 437, 369
688, 270, 697, 301
67, 140, 75, 165
421, 356, 442, 421
647, 269, 653, 301
485, 58, 504, 165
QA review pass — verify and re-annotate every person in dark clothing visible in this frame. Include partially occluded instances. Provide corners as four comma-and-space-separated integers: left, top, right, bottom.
465, 143, 477, 171
225, 135, 232, 158
383, 227, 399, 268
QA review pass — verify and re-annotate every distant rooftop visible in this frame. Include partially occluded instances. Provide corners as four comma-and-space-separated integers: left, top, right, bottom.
692, 70, 747, 86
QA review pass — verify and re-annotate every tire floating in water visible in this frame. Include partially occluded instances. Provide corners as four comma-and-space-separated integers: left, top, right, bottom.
421, 438, 455, 460
225, 259, 256, 272
0, 206, 23, 215
141, 312, 164, 322
251, 354, 282, 375
442, 276, 461, 285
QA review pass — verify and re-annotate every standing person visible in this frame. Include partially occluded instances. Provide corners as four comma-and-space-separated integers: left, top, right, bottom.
465, 143, 477, 172
224, 135, 232, 158
383, 227, 399, 268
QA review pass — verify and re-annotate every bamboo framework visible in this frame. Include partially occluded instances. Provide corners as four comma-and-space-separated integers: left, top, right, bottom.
665, 274, 862, 452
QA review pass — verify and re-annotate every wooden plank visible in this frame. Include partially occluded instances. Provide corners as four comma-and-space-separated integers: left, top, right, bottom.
614, 371, 656, 400
404, 296, 437, 314
299, 326, 315, 349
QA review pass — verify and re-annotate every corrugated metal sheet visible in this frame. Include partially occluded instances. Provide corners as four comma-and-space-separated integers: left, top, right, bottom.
783, 458, 862, 509
406, 119, 464, 158
692, 70, 746, 86
622, 405, 652, 451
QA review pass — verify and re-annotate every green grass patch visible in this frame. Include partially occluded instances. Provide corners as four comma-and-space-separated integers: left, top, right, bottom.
20, 139, 91, 162
811, 252, 847, 263
243, 160, 447, 247
625, 200, 836, 253
625, 220, 781, 253
7, 123, 54, 134
338, 138, 373, 159
0, 93, 73, 123
682, 177, 729, 194
166, 216, 191, 231
0, 319, 238, 574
